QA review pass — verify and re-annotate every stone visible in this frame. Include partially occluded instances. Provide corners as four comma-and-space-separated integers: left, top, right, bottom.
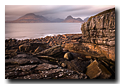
34, 46, 43, 53
37, 45, 63, 56
86, 60, 112, 79
86, 60, 102, 79
64, 52, 73, 60
61, 63, 67, 68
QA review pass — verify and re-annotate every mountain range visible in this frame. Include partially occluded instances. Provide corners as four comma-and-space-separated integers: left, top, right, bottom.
5, 13, 89, 23
63, 15, 84, 23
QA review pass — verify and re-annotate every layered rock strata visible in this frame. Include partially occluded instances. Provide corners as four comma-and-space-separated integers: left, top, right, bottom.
81, 8, 115, 61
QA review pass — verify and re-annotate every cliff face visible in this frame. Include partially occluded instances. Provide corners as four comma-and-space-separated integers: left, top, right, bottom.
81, 8, 115, 61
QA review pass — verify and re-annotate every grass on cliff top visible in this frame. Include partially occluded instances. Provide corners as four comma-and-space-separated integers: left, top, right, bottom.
87, 8, 115, 22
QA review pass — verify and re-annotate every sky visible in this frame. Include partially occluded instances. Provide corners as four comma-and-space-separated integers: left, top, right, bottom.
5, 5, 115, 21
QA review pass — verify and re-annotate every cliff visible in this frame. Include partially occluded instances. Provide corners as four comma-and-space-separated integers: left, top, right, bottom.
81, 8, 115, 61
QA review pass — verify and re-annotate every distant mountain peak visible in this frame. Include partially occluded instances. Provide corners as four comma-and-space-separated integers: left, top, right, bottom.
66, 15, 73, 19
6, 13, 50, 23
64, 15, 83, 23
25, 13, 35, 16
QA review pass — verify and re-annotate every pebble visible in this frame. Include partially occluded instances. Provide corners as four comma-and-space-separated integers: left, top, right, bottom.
59, 74, 63, 77
44, 75, 47, 77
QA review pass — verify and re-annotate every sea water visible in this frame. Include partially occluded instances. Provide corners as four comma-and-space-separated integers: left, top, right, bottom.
5, 23, 82, 40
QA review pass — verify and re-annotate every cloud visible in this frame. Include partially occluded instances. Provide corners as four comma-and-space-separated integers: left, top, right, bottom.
5, 5, 115, 21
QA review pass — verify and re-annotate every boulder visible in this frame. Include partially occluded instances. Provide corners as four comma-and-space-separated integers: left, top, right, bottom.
86, 60, 112, 79
36, 45, 63, 56
64, 52, 73, 60
61, 63, 67, 68
86, 60, 102, 79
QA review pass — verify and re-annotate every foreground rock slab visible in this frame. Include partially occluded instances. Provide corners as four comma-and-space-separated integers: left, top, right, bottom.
36, 45, 63, 56
6, 62, 88, 79
64, 42, 115, 61
86, 60, 112, 79
86, 60, 101, 79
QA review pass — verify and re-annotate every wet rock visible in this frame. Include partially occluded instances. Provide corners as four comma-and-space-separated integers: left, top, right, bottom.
64, 52, 73, 60
36, 45, 63, 56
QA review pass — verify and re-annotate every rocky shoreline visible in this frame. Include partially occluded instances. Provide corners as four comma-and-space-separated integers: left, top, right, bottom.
5, 8, 115, 79
5, 34, 115, 79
